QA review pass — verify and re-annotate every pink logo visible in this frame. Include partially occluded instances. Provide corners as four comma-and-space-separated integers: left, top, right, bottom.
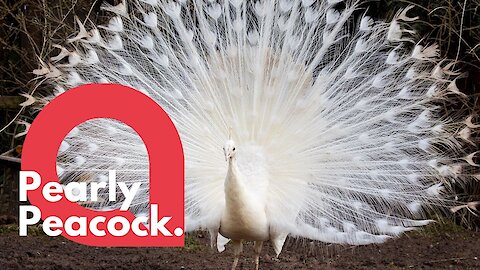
20, 84, 184, 246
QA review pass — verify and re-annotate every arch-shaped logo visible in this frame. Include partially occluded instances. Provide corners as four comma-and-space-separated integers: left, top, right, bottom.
20, 84, 184, 246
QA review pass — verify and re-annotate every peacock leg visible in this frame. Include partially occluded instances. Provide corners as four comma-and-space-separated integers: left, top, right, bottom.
253, 241, 263, 270
231, 240, 243, 270
208, 229, 215, 250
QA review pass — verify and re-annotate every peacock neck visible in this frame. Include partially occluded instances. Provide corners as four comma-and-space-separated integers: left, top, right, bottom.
227, 156, 236, 170
225, 156, 247, 207
226, 156, 241, 185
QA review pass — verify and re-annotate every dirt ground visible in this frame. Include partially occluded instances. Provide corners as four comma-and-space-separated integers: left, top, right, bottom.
0, 223, 479, 270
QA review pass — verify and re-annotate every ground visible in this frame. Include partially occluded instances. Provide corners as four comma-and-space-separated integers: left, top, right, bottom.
0, 222, 479, 270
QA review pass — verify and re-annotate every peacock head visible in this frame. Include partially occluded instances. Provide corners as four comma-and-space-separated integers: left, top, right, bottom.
223, 140, 237, 161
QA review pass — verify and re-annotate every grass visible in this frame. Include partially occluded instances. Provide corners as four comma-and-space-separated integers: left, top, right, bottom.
0, 223, 45, 236
181, 234, 205, 252
0, 224, 207, 254
0, 223, 206, 251
411, 215, 469, 237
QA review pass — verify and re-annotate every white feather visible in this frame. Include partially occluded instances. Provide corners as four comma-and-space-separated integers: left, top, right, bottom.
36, 1, 476, 267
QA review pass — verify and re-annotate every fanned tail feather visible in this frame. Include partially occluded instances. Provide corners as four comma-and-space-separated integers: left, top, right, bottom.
35, 0, 478, 246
